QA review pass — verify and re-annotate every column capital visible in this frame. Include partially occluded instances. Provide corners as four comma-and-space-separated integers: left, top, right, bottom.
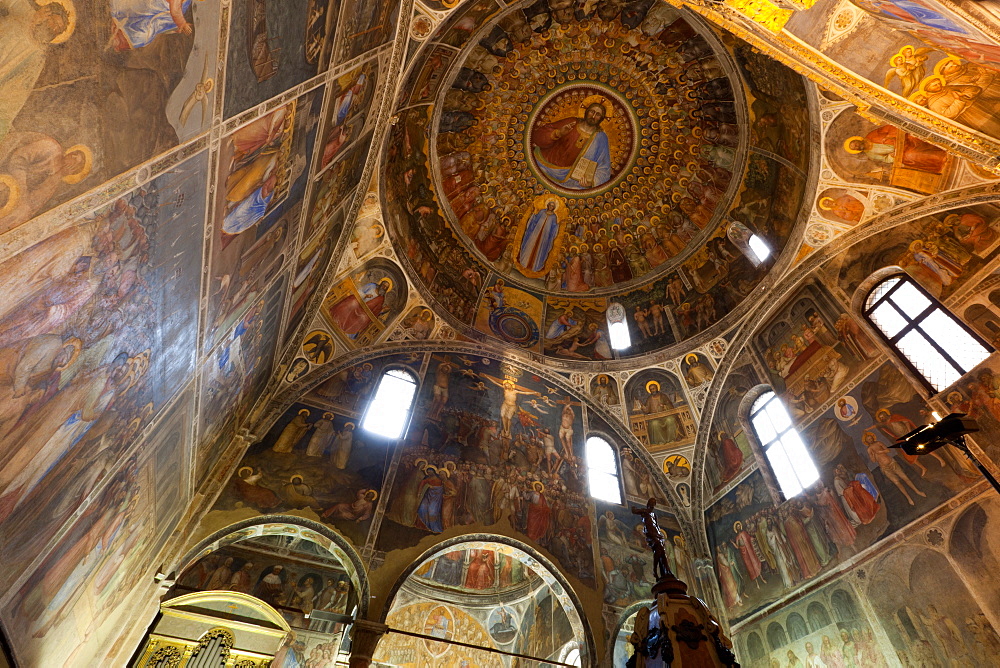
349, 619, 389, 668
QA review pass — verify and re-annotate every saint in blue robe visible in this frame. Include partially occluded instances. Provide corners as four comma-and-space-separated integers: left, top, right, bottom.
518, 206, 560, 273
223, 186, 273, 234
111, 0, 194, 49
415, 474, 444, 532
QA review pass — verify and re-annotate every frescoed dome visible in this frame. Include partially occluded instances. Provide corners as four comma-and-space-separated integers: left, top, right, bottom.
382, 0, 812, 364
434, 14, 745, 294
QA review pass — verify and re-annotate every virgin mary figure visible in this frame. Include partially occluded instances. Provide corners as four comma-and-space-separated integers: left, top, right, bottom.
517, 200, 560, 274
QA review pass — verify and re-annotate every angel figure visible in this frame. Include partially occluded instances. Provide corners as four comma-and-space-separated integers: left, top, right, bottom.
884, 45, 933, 97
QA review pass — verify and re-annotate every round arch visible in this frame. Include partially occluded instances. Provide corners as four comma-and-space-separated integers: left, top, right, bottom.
691, 186, 1000, 528
375, 534, 598, 667
604, 599, 655, 666
260, 341, 691, 538
173, 515, 370, 617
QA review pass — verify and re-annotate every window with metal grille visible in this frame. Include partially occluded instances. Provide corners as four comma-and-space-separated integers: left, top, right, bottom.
863, 274, 992, 393
750, 391, 819, 498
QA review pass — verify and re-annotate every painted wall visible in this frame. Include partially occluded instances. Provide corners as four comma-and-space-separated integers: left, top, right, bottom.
0, 0, 402, 663
199, 348, 691, 660
705, 200, 1000, 661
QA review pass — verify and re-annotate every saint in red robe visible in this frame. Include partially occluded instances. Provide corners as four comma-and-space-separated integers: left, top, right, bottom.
733, 529, 762, 580
719, 435, 744, 482
526, 489, 551, 541
783, 513, 822, 579
864, 126, 948, 174
328, 292, 384, 337
464, 550, 496, 589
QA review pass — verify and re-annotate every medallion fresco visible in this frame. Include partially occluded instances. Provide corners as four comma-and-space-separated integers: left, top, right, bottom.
434, 10, 744, 293
383, 0, 811, 361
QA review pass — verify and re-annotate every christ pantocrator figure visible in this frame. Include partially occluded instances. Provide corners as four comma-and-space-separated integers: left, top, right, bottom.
531, 97, 613, 190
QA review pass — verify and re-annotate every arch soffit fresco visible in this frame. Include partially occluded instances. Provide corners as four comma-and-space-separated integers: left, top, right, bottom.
659, 0, 1000, 168
376, 534, 599, 664
172, 516, 372, 619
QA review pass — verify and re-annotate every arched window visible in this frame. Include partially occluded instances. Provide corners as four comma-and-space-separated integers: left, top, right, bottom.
362, 368, 417, 439
863, 274, 992, 392
586, 436, 622, 504
559, 644, 582, 667
750, 390, 819, 498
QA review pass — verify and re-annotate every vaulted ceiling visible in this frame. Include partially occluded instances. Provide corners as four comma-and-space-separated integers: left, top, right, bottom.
1, 0, 1000, 665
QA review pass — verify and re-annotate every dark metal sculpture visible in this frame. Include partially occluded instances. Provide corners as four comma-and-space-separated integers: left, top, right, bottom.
631, 498, 674, 583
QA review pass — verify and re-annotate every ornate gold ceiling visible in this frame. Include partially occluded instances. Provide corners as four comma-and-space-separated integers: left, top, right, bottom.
382, 0, 814, 364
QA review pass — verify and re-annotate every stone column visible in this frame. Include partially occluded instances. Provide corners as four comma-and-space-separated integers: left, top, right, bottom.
349, 619, 389, 668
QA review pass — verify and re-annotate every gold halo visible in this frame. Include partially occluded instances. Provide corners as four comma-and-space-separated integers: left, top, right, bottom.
415, 458, 427, 471
933, 55, 963, 76
378, 277, 394, 292
344, 421, 355, 428
734, 521, 742, 533
580, 94, 613, 120
298, 409, 311, 416
365, 489, 378, 500
0, 175, 21, 218
61, 145, 92, 184
323, 412, 334, 419
818, 196, 836, 211
645, 380, 660, 393
39, 0, 76, 44
238, 466, 254, 477
685, 353, 698, 365
844, 136, 864, 154
533, 481, 545, 493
